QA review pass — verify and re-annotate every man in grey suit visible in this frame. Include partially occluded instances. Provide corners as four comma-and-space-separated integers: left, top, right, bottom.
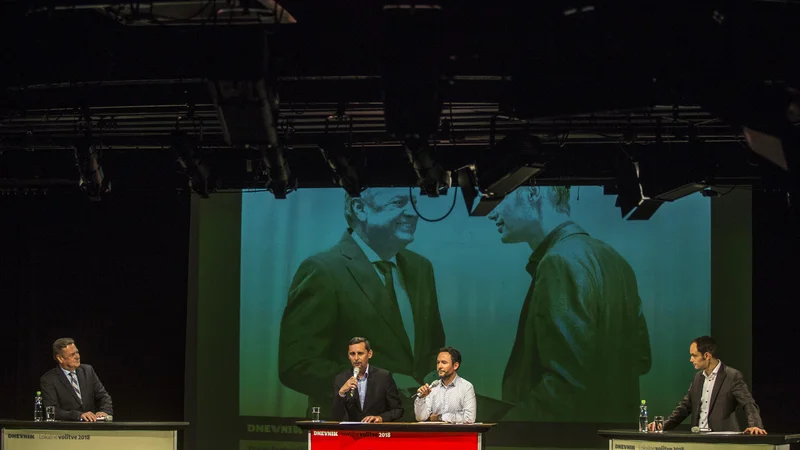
652, 336, 766, 434
279, 188, 445, 420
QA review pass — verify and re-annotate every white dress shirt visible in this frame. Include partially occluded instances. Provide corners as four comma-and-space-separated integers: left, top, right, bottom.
698, 360, 722, 429
414, 374, 477, 424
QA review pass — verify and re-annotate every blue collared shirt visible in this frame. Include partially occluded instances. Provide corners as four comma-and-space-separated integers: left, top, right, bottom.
351, 231, 415, 350
357, 365, 370, 410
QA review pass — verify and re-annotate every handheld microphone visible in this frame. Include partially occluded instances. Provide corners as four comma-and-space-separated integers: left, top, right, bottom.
411, 379, 441, 399
350, 367, 359, 397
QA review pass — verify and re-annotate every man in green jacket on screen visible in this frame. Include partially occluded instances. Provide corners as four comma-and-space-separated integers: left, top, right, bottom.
488, 186, 652, 422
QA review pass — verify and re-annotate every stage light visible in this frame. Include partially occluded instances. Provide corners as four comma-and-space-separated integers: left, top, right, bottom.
209, 66, 296, 199
613, 159, 664, 221
404, 137, 450, 197
74, 142, 110, 201
457, 133, 546, 216
319, 138, 365, 198
172, 131, 210, 198
743, 126, 795, 172
259, 144, 296, 199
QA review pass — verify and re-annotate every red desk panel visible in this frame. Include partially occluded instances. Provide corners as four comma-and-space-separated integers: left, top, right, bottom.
311, 430, 478, 450
297, 422, 494, 450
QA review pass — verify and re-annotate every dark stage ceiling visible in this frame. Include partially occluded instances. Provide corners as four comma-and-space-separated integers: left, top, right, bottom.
0, 0, 798, 199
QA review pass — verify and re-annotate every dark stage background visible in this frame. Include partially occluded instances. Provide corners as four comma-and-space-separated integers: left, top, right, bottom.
0, 191, 189, 422
0, 188, 798, 448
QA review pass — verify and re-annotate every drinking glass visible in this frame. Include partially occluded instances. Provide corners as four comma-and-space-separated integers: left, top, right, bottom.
654, 416, 665, 433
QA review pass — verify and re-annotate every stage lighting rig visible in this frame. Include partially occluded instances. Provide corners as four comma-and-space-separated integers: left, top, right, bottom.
457, 132, 546, 216
73, 105, 110, 201
319, 120, 365, 197
74, 142, 110, 201
209, 69, 296, 199
259, 144, 296, 200
612, 157, 664, 221
404, 137, 451, 197
172, 131, 210, 198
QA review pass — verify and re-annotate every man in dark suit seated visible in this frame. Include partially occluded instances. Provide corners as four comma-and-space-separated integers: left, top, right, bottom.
40, 337, 113, 422
651, 336, 766, 434
332, 337, 403, 423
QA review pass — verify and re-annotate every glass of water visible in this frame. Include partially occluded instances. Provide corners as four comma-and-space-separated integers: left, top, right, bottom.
311, 406, 321, 422
654, 416, 665, 433
45, 406, 55, 422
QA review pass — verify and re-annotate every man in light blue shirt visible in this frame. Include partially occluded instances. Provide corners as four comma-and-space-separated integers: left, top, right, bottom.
414, 347, 477, 424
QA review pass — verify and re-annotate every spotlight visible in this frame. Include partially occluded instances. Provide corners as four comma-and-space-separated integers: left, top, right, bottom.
743, 126, 797, 172
613, 158, 664, 221
457, 133, 546, 216
74, 142, 110, 201
319, 138, 365, 198
260, 144, 296, 199
404, 137, 450, 197
172, 131, 210, 198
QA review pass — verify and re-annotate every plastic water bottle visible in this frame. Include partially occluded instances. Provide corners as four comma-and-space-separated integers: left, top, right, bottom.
34, 391, 43, 422
638, 399, 648, 432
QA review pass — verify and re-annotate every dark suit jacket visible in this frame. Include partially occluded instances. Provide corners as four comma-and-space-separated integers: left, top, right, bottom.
502, 222, 651, 422
664, 363, 763, 432
40, 364, 113, 421
331, 365, 404, 422
279, 230, 445, 420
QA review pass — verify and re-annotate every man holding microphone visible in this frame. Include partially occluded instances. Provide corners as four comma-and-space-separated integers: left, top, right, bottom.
332, 337, 404, 423
414, 347, 476, 424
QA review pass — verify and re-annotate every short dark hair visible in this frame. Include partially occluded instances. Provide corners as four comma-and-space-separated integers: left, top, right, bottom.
692, 336, 717, 357
348, 337, 371, 352
520, 186, 572, 215
438, 346, 462, 369
53, 338, 75, 361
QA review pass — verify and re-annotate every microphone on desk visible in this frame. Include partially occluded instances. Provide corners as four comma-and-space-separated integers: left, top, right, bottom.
350, 367, 359, 397
691, 426, 712, 433
411, 379, 441, 399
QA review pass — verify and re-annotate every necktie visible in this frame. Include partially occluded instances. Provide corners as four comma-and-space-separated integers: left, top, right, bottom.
69, 373, 82, 401
374, 261, 414, 352
374, 261, 399, 309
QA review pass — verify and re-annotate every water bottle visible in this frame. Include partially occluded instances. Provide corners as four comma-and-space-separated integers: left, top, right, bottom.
638, 399, 648, 432
34, 391, 43, 422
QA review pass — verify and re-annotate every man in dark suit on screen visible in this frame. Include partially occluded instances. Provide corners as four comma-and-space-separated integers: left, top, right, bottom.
40, 338, 113, 422
332, 337, 403, 422
651, 336, 766, 434
279, 188, 445, 420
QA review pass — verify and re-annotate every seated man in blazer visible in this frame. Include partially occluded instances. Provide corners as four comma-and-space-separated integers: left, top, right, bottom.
332, 337, 403, 423
40, 338, 113, 422
652, 336, 766, 434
